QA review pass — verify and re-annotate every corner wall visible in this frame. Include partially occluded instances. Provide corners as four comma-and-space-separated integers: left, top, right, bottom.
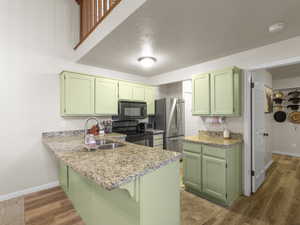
0, 0, 146, 197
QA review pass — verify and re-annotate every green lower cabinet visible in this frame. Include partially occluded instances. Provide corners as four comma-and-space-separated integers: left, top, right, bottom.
59, 160, 180, 225
183, 151, 202, 192
202, 155, 227, 201
59, 161, 68, 194
183, 142, 242, 206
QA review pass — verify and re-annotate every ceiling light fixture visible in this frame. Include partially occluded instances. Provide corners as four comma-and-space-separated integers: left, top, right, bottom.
268, 22, 286, 33
138, 56, 157, 68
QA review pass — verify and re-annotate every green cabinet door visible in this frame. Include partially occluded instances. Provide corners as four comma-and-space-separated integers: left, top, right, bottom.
119, 81, 133, 100
132, 84, 145, 101
192, 73, 211, 115
202, 155, 227, 201
59, 161, 68, 194
145, 87, 155, 115
183, 151, 202, 192
95, 78, 118, 115
63, 72, 95, 115
211, 68, 234, 115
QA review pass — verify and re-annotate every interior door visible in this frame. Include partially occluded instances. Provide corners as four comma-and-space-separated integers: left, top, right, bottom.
252, 82, 266, 192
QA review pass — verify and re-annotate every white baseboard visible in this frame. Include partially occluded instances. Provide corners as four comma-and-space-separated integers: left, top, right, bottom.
265, 160, 273, 170
0, 181, 59, 202
273, 151, 300, 158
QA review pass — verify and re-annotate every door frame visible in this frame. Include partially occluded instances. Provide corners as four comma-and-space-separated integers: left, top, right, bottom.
243, 71, 252, 196
243, 59, 300, 196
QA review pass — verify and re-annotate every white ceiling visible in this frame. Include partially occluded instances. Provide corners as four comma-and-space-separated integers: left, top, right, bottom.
268, 63, 300, 80
79, 0, 300, 77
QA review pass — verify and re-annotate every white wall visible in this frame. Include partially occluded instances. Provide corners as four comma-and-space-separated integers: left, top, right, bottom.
182, 80, 244, 136
0, 0, 148, 197
149, 36, 300, 85
252, 69, 273, 165
272, 76, 300, 157
157, 82, 183, 99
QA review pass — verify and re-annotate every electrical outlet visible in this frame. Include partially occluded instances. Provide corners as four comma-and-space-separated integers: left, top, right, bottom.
292, 143, 297, 148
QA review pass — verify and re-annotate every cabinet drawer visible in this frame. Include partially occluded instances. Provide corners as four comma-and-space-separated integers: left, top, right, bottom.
153, 134, 164, 141
153, 138, 164, 146
203, 145, 226, 159
183, 142, 202, 154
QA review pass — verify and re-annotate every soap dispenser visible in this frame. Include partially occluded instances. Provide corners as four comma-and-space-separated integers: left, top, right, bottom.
223, 128, 231, 139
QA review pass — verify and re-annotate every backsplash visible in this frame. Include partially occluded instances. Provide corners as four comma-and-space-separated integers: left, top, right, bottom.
198, 130, 243, 139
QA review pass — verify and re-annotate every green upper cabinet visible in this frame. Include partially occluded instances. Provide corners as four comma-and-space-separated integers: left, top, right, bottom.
61, 72, 95, 116
145, 86, 155, 115
192, 73, 211, 115
132, 84, 145, 101
95, 78, 118, 115
119, 82, 145, 101
60, 71, 157, 117
192, 67, 241, 116
119, 81, 134, 100
202, 155, 227, 201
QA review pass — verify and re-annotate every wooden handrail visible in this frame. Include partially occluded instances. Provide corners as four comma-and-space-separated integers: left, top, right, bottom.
74, 0, 122, 50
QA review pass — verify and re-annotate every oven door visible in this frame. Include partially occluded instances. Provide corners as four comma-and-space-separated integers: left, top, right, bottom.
119, 101, 147, 120
126, 134, 148, 146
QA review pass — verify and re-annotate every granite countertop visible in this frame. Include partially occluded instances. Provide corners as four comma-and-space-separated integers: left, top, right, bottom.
184, 135, 242, 147
42, 130, 181, 191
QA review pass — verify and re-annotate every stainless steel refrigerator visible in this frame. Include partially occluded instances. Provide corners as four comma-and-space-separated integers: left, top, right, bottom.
155, 98, 185, 152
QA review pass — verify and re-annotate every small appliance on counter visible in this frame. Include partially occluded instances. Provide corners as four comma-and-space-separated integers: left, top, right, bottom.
223, 128, 231, 139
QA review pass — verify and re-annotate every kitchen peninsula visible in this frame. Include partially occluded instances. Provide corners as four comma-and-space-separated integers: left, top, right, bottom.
42, 130, 182, 225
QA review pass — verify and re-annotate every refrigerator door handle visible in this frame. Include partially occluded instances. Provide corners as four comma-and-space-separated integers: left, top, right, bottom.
167, 98, 177, 135
175, 104, 178, 130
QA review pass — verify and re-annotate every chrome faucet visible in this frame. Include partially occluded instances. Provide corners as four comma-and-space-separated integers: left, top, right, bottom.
84, 117, 100, 144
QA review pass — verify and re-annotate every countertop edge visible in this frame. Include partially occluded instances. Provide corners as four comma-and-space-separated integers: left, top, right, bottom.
43, 139, 182, 191
183, 138, 243, 147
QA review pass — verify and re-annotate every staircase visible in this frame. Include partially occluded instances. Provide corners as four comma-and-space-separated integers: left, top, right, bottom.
74, 0, 123, 49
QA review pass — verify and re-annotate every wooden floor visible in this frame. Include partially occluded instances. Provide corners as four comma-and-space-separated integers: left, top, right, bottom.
24, 154, 300, 225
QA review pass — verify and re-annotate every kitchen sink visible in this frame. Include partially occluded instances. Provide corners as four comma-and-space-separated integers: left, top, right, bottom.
85, 139, 125, 151
96, 142, 125, 150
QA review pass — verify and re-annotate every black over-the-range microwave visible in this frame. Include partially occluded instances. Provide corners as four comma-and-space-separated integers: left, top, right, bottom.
118, 100, 147, 120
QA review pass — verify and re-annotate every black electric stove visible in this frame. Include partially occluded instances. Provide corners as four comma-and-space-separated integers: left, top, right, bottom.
112, 120, 149, 146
